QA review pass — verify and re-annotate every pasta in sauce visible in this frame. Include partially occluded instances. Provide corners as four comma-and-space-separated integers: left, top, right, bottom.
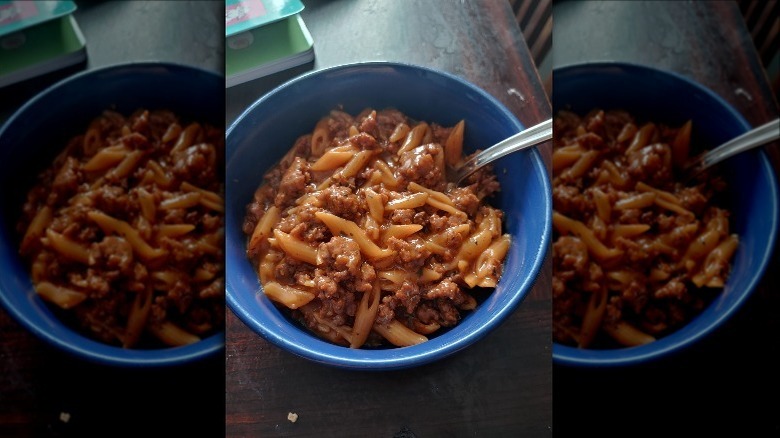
18, 109, 225, 349
552, 108, 738, 349
242, 107, 511, 348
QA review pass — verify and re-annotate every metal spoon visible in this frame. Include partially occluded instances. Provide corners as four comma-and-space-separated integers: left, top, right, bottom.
684, 118, 780, 180
450, 118, 552, 185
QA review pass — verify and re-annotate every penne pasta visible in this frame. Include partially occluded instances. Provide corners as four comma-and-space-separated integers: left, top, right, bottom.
247, 205, 280, 255
123, 286, 153, 348
385, 192, 428, 210
106, 149, 145, 181
351, 284, 381, 348
578, 286, 607, 348
444, 120, 465, 166
45, 229, 90, 264
82, 145, 128, 172
553, 212, 623, 261
263, 281, 316, 309
310, 118, 331, 157
397, 122, 429, 155
311, 149, 355, 171
88, 210, 167, 261
148, 321, 201, 347
274, 229, 319, 266
170, 122, 201, 154
159, 192, 201, 210
381, 224, 423, 242
137, 187, 157, 222
35, 281, 87, 309
603, 321, 656, 347
364, 188, 385, 223
314, 211, 395, 260
373, 319, 428, 347
20, 206, 53, 254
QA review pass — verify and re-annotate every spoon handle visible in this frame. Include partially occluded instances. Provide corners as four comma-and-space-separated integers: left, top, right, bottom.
454, 118, 552, 184
691, 118, 780, 173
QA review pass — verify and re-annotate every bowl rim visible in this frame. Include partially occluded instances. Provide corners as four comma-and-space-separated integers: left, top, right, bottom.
225, 60, 552, 370
0, 61, 225, 367
550, 61, 780, 367
0, 59, 222, 132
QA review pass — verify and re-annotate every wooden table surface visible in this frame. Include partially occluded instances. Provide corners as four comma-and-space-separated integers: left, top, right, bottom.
0, 2, 225, 437
551, 1, 780, 436
224, 1, 553, 437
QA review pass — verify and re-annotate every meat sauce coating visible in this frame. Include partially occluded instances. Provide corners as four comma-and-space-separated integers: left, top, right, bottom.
18, 109, 225, 349
243, 107, 511, 348
552, 108, 738, 349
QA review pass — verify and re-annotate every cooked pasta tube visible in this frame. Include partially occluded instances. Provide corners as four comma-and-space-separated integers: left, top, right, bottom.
553, 212, 623, 261
444, 120, 465, 167
397, 122, 429, 155
170, 122, 201, 154
385, 192, 428, 210
123, 286, 153, 348
373, 320, 428, 347
263, 281, 316, 309
691, 234, 739, 287
156, 224, 196, 238
381, 224, 423, 242
159, 192, 201, 210
82, 145, 128, 172
35, 281, 87, 309
274, 229, 319, 266
311, 147, 356, 171
314, 211, 395, 259
20, 206, 53, 254
671, 120, 692, 168
364, 188, 385, 223
45, 229, 90, 264
106, 150, 145, 181
578, 286, 607, 349
148, 321, 201, 347
603, 321, 656, 347
350, 284, 381, 348
248, 205, 280, 255
625, 122, 656, 155
87, 211, 167, 260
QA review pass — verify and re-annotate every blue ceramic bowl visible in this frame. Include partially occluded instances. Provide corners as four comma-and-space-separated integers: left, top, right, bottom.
0, 62, 225, 367
552, 62, 780, 367
226, 62, 551, 370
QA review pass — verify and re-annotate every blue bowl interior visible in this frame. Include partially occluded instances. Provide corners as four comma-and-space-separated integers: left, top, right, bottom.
0, 62, 225, 367
552, 62, 779, 367
226, 61, 551, 370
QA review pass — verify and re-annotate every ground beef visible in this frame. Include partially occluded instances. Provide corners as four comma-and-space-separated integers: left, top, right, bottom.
318, 236, 362, 280
321, 185, 362, 221
274, 156, 310, 207
397, 143, 444, 189
51, 156, 82, 201
626, 142, 672, 186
